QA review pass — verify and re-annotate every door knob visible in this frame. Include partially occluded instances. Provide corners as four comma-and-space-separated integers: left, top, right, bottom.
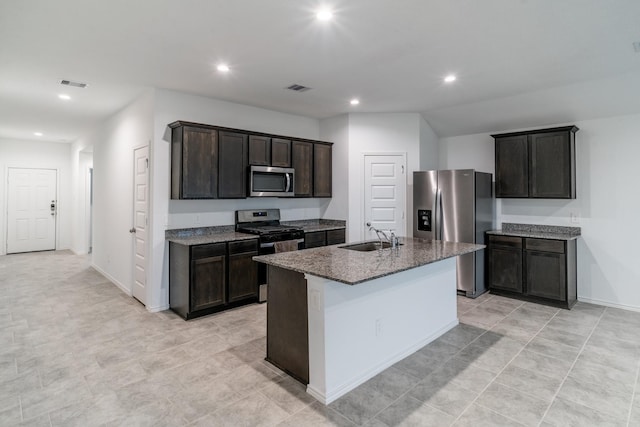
129, 228, 136, 233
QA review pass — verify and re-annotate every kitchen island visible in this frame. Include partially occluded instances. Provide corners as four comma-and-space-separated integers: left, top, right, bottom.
254, 238, 484, 404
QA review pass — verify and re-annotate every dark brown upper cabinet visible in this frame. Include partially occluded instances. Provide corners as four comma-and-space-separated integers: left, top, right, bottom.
169, 121, 332, 199
493, 126, 578, 199
292, 140, 313, 197
218, 131, 248, 199
248, 135, 271, 166
271, 138, 291, 167
313, 142, 332, 197
171, 125, 218, 199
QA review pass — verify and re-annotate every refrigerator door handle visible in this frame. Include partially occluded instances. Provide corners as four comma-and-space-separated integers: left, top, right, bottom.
435, 188, 442, 240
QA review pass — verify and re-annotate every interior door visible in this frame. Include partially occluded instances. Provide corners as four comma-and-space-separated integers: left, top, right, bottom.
364, 155, 406, 239
7, 168, 57, 254
132, 146, 149, 305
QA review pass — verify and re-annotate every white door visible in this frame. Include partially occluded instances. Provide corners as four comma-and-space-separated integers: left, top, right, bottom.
363, 155, 406, 239
7, 168, 57, 254
132, 146, 149, 305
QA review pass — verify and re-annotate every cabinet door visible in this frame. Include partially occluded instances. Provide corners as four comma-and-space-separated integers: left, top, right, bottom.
218, 131, 248, 199
526, 250, 566, 301
304, 231, 326, 248
292, 141, 313, 197
248, 135, 271, 166
495, 135, 528, 198
313, 143, 332, 197
529, 131, 573, 198
175, 126, 218, 199
488, 246, 523, 293
191, 254, 226, 312
326, 228, 345, 245
228, 240, 259, 302
271, 138, 291, 167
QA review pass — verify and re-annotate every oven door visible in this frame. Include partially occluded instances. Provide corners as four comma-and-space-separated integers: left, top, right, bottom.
257, 238, 304, 302
249, 166, 295, 197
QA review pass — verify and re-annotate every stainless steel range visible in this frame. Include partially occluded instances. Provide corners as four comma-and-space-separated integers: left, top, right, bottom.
235, 209, 304, 301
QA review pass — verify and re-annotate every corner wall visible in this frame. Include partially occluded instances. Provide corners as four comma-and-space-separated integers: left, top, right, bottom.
75, 90, 154, 295
439, 113, 640, 311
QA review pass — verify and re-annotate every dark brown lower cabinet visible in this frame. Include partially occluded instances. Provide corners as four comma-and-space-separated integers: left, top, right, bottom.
487, 234, 577, 309
266, 265, 309, 384
303, 228, 346, 249
228, 240, 259, 302
488, 235, 523, 293
170, 239, 259, 319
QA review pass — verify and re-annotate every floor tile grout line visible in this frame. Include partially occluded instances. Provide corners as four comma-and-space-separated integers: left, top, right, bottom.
535, 305, 607, 426
473, 401, 529, 426
625, 329, 640, 427
451, 304, 560, 426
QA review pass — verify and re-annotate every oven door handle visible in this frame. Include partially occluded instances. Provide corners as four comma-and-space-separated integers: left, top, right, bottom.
260, 238, 304, 249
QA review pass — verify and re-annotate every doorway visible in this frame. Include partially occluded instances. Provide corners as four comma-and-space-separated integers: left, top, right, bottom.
132, 146, 149, 305
6, 168, 57, 254
363, 154, 406, 239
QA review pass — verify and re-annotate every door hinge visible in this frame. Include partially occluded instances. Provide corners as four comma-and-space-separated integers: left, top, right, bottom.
402, 211, 405, 220
145, 158, 149, 169
401, 165, 405, 174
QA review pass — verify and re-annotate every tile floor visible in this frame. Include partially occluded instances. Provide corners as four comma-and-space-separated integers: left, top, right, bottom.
0, 250, 639, 426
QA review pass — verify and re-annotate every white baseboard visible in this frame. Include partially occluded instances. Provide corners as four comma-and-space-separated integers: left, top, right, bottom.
307, 319, 459, 405
578, 297, 640, 313
90, 263, 132, 296
146, 304, 170, 313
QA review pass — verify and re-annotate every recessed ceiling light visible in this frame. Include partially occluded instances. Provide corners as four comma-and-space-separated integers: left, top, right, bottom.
58, 94, 71, 100
350, 99, 360, 106
316, 8, 333, 21
217, 64, 230, 73
34, 132, 43, 137
444, 74, 457, 83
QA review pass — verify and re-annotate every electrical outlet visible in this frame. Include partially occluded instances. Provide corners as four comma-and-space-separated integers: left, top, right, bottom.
375, 319, 383, 337
194, 215, 200, 224
570, 211, 580, 224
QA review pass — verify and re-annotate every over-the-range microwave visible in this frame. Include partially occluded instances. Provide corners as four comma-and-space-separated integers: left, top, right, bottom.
249, 165, 295, 197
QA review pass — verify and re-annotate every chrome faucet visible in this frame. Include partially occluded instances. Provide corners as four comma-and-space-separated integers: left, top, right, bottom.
366, 222, 397, 249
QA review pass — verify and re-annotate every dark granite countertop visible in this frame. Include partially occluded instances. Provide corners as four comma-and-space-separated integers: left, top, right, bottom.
165, 226, 257, 246
282, 219, 346, 233
487, 223, 581, 241
254, 238, 484, 285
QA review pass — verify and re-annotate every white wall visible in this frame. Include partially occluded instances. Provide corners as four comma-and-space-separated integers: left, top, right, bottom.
438, 113, 640, 311
320, 114, 349, 222
75, 91, 154, 295
419, 115, 439, 171
0, 138, 71, 255
150, 89, 326, 311
69, 137, 93, 254
347, 113, 423, 241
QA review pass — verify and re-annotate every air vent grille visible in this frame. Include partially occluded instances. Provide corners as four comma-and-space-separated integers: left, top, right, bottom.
60, 79, 88, 88
286, 84, 312, 92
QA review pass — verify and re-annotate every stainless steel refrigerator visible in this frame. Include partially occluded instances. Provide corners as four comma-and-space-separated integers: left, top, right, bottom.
413, 170, 494, 298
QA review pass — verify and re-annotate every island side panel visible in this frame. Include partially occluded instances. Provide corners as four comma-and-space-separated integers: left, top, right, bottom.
306, 257, 458, 404
266, 265, 309, 384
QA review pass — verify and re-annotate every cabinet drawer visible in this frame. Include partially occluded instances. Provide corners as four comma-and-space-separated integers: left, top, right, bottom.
191, 243, 226, 259
488, 235, 522, 248
228, 239, 258, 255
326, 229, 345, 245
305, 231, 326, 248
525, 238, 565, 254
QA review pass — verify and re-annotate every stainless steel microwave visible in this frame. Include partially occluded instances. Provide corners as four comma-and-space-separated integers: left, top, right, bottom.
249, 166, 295, 197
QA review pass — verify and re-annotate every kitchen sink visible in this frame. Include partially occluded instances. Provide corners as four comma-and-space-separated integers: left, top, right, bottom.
339, 240, 403, 252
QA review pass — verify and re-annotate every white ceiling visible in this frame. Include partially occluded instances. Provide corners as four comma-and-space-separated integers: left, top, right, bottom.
1, 0, 640, 142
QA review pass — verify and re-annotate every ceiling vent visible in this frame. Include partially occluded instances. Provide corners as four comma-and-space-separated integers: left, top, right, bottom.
60, 79, 88, 88
286, 84, 312, 92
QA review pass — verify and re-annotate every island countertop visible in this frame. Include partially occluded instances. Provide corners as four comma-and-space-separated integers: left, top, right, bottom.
253, 238, 484, 285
